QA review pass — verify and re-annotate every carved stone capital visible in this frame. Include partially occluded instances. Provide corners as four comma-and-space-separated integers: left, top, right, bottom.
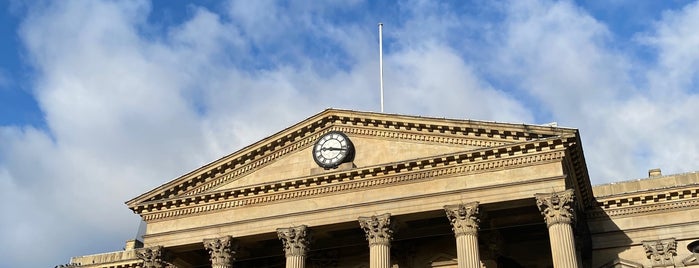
444, 202, 480, 237
203, 236, 237, 268
277, 225, 310, 257
136, 246, 170, 268
358, 213, 393, 246
535, 189, 575, 227
643, 238, 677, 267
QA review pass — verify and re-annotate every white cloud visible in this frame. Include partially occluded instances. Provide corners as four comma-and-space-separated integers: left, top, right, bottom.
3, 0, 699, 267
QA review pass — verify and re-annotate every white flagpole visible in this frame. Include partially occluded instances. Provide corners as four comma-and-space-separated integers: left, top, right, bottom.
379, 23, 384, 113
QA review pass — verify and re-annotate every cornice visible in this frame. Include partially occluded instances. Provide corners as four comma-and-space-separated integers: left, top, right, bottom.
126, 109, 577, 208
587, 184, 699, 218
133, 138, 574, 222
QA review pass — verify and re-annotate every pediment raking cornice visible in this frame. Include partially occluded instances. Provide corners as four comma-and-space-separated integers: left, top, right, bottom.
126, 109, 579, 210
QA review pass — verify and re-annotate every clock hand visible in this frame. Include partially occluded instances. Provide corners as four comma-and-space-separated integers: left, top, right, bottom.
320, 147, 346, 151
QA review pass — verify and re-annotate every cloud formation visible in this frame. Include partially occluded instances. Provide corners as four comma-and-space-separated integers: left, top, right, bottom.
1, 0, 699, 267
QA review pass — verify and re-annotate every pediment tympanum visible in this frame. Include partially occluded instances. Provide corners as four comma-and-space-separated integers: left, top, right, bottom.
126, 109, 592, 223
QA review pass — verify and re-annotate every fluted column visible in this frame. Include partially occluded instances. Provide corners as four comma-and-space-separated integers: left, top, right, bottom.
204, 236, 237, 268
359, 213, 393, 268
278, 225, 310, 268
535, 189, 579, 268
444, 202, 481, 268
136, 246, 170, 268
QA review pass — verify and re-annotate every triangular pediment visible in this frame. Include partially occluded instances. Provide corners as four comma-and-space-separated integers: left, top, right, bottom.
126, 109, 582, 216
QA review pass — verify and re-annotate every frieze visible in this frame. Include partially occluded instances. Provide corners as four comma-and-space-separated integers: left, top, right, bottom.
138, 148, 568, 221
140, 149, 565, 221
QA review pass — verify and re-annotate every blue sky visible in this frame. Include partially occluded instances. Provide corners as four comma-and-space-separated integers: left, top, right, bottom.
2, 0, 699, 267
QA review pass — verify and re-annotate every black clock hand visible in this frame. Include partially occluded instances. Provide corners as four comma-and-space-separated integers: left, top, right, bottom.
320, 147, 346, 151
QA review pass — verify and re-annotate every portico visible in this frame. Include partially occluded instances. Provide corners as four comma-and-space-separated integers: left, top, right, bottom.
116, 109, 590, 267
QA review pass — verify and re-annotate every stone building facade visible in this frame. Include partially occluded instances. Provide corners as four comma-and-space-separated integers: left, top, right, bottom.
59, 109, 699, 268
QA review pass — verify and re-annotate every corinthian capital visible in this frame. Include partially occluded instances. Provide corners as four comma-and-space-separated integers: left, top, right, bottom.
643, 238, 677, 267
277, 225, 310, 257
535, 189, 575, 227
203, 236, 237, 268
358, 213, 393, 246
444, 202, 480, 237
136, 246, 170, 268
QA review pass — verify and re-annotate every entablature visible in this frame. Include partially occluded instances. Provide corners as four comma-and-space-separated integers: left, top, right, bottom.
588, 183, 699, 218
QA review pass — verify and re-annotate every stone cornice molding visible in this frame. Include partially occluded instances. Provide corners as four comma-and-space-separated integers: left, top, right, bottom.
535, 189, 575, 227
444, 202, 480, 237
277, 225, 310, 257
126, 109, 577, 209
136, 145, 569, 222
588, 185, 699, 218
359, 213, 393, 246
203, 236, 237, 268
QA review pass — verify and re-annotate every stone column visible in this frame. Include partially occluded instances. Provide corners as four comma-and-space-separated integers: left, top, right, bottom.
444, 202, 481, 268
136, 246, 170, 268
278, 225, 310, 268
535, 189, 579, 268
359, 213, 393, 268
204, 236, 237, 268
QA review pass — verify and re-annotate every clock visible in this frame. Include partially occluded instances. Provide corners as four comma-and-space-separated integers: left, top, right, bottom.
312, 131, 354, 168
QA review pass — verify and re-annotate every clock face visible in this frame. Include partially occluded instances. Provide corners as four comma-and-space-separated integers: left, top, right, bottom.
313, 131, 354, 168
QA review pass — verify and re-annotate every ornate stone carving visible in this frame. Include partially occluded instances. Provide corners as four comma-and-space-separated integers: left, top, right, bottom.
643, 238, 677, 267
203, 236, 237, 268
358, 213, 393, 246
278, 225, 310, 257
444, 202, 480, 237
535, 189, 575, 227
136, 246, 170, 268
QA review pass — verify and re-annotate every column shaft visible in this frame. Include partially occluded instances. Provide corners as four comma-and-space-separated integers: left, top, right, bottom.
369, 244, 391, 268
285, 255, 305, 268
456, 234, 480, 268
548, 223, 577, 268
